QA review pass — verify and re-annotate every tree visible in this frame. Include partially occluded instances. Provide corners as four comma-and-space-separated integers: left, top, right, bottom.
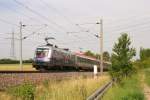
84, 50, 110, 61
103, 51, 110, 61
110, 33, 136, 80
95, 53, 100, 59
140, 48, 150, 61
84, 50, 95, 58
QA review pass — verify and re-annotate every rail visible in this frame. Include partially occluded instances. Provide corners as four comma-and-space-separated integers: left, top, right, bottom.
87, 80, 113, 100
0, 70, 84, 73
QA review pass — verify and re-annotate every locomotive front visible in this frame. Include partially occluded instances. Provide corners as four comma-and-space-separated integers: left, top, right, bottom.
32, 46, 52, 70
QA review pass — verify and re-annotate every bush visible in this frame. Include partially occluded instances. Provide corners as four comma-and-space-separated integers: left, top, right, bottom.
141, 58, 150, 68
23, 59, 33, 63
7, 83, 36, 100
121, 91, 145, 100
145, 69, 150, 86
140, 48, 150, 61
102, 74, 145, 100
134, 58, 150, 69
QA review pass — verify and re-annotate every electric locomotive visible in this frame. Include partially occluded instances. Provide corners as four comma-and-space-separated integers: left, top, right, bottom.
32, 44, 110, 71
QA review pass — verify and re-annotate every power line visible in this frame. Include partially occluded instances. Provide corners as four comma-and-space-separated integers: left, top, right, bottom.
104, 14, 150, 25
38, 0, 78, 28
39, 0, 91, 35
0, 32, 12, 35
1, 4, 45, 24
0, 18, 18, 26
37, 0, 92, 43
23, 24, 48, 39
13, 0, 69, 33
104, 15, 150, 30
105, 20, 150, 33
2, 1, 64, 34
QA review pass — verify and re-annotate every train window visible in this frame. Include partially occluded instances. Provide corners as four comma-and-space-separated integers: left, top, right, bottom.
36, 48, 49, 58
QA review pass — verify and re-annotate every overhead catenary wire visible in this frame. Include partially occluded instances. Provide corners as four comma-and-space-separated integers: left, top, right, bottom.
43, 17, 150, 48
38, 0, 82, 30
1, 1, 65, 35
23, 24, 48, 39
38, 0, 91, 38
0, 1, 150, 61
1, 0, 150, 54
0, 18, 18, 26
105, 18, 150, 33
0, 4, 44, 24
9, 0, 118, 45
13, 0, 69, 33
0, 14, 149, 46
104, 14, 150, 25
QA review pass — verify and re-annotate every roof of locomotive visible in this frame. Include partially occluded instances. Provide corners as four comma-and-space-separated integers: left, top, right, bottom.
36, 44, 72, 54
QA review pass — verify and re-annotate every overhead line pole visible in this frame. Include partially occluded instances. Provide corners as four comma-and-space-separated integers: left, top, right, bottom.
100, 19, 103, 76
19, 22, 24, 70
73, 19, 104, 75
97, 19, 103, 75
19, 22, 23, 70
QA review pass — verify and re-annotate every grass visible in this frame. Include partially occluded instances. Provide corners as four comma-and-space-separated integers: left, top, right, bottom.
144, 68, 150, 86
0, 64, 36, 71
35, 75, 109, 100
0, 75, 109, 100
102, 74, 145, 100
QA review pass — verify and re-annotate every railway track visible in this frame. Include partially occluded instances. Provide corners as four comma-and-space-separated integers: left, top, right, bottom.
87, 80, 113, 100
0, 70, 96, 90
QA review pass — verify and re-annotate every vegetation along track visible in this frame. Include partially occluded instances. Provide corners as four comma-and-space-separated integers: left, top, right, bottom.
0, 71, 97, 90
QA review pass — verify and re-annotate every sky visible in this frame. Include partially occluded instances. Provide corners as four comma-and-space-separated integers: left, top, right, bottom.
0, 0, 150, 59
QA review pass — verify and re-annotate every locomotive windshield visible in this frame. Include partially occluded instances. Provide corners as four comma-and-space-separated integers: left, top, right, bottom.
36, 48, 49, 58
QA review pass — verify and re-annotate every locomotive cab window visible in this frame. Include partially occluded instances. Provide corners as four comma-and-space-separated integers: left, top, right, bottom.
36, 48, 49, 58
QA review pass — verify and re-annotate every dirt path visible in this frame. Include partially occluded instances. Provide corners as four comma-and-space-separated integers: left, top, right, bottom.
141, 73, 150, 100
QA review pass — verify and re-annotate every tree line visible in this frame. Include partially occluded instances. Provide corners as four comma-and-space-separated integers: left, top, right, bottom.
140, 48, 150, 61
84, 50, 110, 61
0, 59, 33, 64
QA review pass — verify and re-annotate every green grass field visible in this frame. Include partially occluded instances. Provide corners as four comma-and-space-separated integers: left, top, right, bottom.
0, 64, 36, 71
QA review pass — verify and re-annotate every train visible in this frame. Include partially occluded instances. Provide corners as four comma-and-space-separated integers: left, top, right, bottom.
32, 44, 111, 71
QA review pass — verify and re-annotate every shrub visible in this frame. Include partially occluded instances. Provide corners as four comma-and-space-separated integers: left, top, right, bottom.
7, 83, 35, 100
102, 74, 145, 100
141, 58, 150, 68
121, 91, 145, 100
145, 69, 150, 86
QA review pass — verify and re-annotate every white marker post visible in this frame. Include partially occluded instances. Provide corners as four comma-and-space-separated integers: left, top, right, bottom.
93, 65, 98, 79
